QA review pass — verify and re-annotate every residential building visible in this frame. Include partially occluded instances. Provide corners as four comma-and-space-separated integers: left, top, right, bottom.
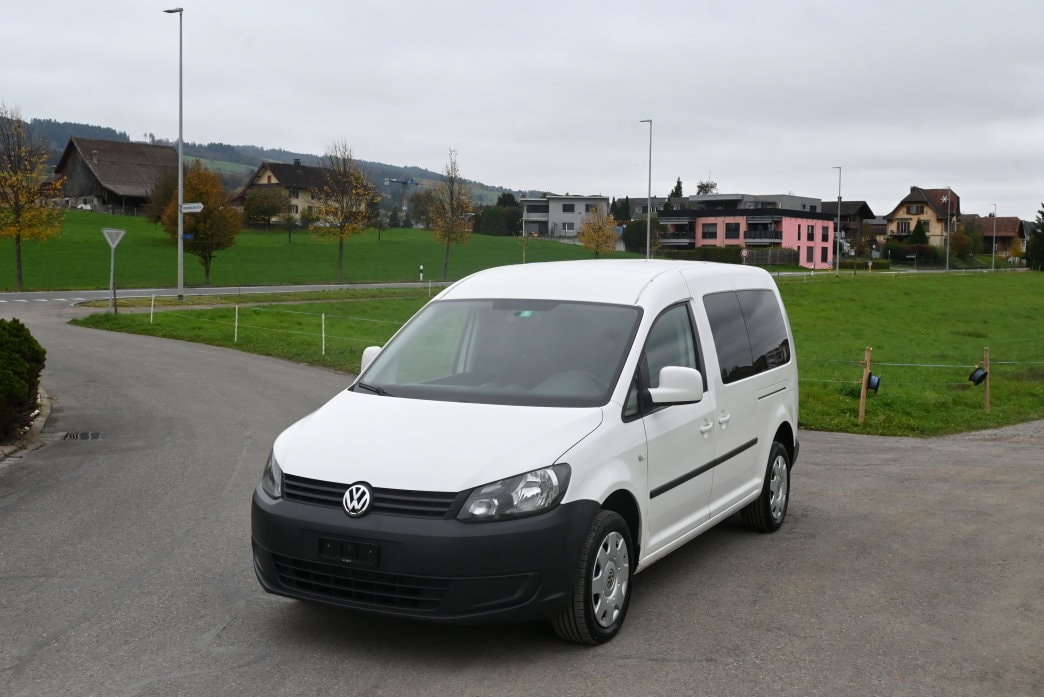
521, 195, 610, 237
820, 200, 877, 254
54, 137, 177, 214
657, 193, 836, 270
235, 159, 329, 222
883, 186, 960, 247
959, 214, 1027, 257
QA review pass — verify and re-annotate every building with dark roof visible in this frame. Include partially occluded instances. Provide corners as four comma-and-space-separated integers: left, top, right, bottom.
233, 159, 329, 222
54, 137, 177, 214
883, 186, 960, 247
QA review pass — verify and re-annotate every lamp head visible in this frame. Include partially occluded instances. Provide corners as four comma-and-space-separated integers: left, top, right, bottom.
164, 7, 183, 13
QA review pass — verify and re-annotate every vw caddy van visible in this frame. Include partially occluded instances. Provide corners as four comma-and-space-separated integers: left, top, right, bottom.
252, 259, 799, 644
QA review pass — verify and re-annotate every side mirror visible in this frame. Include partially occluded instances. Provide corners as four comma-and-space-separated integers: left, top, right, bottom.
359, 346, 382, 375
648, 366, 704, 405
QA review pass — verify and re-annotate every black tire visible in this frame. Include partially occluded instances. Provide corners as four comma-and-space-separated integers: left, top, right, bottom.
740, 441, 791, 533
551, 510, 633, 645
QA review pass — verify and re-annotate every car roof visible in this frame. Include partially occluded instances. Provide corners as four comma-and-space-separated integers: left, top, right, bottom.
436, 259, 773, 307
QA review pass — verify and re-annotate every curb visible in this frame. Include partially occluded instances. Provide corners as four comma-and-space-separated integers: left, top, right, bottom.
0, 389, 53, 462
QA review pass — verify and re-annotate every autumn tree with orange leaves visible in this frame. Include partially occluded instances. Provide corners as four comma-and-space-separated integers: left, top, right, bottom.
0, 104, 64, 290
310, 141, 380, 283
578, 204, 618, 258
160, 160, 242, 285
429, 149, 473, 279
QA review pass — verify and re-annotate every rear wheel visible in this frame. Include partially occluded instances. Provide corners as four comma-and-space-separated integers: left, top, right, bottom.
551, 510, 633, 645
740, 441, 790, 532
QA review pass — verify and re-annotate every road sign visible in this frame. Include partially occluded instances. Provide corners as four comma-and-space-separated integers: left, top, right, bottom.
181, 202, 204, 213
102, 228, 126, 249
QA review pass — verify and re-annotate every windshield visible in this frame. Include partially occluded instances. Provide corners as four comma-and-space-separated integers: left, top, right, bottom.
357, 298, 641, 407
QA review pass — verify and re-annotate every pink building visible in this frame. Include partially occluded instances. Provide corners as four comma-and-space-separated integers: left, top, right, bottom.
657, 194, 836, 270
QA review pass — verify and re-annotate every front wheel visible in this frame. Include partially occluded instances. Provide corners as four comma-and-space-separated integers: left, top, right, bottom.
740, 441, 791, 532
551, 510, 633, 645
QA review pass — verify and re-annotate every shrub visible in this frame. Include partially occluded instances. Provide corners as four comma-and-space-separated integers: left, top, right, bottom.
0, 318, 47, 441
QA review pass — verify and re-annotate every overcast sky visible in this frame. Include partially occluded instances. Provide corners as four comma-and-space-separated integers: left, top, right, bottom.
5, 0, 1043, 220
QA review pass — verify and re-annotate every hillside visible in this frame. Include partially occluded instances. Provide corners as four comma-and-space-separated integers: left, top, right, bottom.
29, 117, 522, 206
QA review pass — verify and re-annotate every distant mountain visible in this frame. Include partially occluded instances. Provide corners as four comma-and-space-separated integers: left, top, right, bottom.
28, 118, 525, 206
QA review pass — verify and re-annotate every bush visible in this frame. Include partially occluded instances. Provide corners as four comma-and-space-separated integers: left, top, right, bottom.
0, 318, 46, 441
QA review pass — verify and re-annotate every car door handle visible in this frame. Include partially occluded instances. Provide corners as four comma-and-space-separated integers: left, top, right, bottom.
718, 412, 731, 429
699, 421, 713, 437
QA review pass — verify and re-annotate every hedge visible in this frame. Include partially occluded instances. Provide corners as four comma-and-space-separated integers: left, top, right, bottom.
0, 318, 47, 441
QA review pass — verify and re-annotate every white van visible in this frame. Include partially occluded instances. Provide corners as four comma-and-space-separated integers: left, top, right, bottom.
251, 259, 799, 644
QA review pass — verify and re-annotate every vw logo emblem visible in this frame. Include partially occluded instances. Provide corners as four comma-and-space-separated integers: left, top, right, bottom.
343, 483, 372, 517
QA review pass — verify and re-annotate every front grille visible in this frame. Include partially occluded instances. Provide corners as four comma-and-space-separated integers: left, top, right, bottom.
283, 474, 462, 518
273, 555, 448, 610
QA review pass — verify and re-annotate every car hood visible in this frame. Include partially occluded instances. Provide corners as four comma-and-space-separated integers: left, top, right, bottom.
273, 389, 604, 492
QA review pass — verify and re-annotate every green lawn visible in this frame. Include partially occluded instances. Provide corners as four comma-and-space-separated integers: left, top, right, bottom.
70, 271, 1044, 437
0, 209, 636, 291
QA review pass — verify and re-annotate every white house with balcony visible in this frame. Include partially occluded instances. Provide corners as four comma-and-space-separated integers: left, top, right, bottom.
521, 195, 610, 237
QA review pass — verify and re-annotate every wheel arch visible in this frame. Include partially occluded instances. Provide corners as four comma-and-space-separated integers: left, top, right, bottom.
772, 420, 797, 466
601, 489, 641, 561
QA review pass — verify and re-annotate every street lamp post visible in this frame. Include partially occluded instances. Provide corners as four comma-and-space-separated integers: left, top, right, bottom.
833, 166, 842, 274
639, 119, 652, 259
164, 7, 184, 301
945, 186, 951, 272
992, 203, 997, 271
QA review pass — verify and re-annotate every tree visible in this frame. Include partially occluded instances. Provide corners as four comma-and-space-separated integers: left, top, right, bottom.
496, 191, 520, 208
0, 105, 64, 290
669, 177, 683, 199
961, 216, 984, 255
145, 167, 177, 224
1026, 204, 1044, 271
613, 196, 631, 222
696, 179, 718, 195
243, 188, 290, 229
578, 206, 617, 258
409, 188, 436, 229
310, 141, 380, 283
910, 219, 929, 244
429, 149, 473, 279
160, 160, 242, 285
622, 217, 663, 254
950, 230, 972, 259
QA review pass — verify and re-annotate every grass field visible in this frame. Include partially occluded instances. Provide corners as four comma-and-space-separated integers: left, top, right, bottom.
70, 271, 1044, 436
0, 209, 636, 291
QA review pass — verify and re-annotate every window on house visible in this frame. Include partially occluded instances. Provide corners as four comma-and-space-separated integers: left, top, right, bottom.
725, 222, 740, 239
291, 204, 299, 214
821, 247, 828, 264
290, 188, 298, 199
526, 204, 549, 214
563, 222, 575, 232
806, 247, 814, 263
585, 203, 599, 213
702, 223, 718, 240
821, 226, 829, 242
897, 220, 911, 235
266, 175, 272, 183
907, 204, 924, 215
922, 221, 930, 233
806, 225, 814, 242
562, 204, 575, 213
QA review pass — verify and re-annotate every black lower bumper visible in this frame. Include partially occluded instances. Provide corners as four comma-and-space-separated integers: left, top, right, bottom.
251, 486, 599, 624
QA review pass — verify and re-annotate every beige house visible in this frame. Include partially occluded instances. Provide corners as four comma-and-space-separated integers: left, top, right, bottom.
234, 159, 328, 222
882, 186, 960, 247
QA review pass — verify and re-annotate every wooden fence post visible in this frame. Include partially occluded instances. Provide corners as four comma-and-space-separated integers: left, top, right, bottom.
858, 346, 873, 424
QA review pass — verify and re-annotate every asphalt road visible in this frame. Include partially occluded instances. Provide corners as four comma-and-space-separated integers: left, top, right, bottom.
1, 297, 1041, 697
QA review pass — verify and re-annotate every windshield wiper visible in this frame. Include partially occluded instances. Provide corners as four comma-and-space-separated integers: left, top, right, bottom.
354, 381, 391, 396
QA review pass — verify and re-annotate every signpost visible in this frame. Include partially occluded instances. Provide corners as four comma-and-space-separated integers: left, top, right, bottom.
102, 228, 126, 313
181, 202, 204, 213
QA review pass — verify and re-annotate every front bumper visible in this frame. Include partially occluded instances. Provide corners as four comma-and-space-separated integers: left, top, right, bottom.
251, 486, 599, 624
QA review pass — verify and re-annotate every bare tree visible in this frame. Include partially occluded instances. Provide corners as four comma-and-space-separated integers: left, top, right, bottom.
310, 141, 379, 282
0, 104, 64, 290
429, 149, 473, 279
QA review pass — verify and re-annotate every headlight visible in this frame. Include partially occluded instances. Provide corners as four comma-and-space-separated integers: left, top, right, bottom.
458, 464, 570, 522
261, 451, 283, 498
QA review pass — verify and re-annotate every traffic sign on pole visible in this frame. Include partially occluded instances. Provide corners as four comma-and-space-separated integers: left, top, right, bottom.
102, 228, 126, 312
181, 202, 204, 213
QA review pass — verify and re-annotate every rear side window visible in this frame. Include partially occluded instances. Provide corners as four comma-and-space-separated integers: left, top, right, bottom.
704, 289, 790, 384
